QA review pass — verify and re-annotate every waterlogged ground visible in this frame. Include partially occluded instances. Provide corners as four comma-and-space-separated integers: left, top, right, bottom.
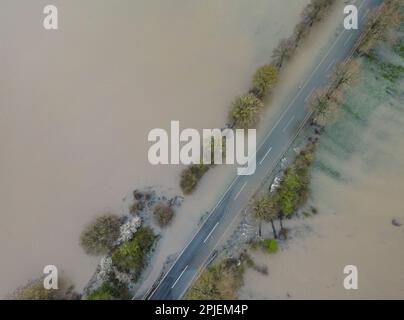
241, 44, 404, 299
0, 0, 311, 297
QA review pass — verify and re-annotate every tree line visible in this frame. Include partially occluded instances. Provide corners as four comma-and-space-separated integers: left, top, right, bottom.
252, 143, 316, 239
311, 0, 403, 128
252, 0, 404, 243
180, 0, 337, 194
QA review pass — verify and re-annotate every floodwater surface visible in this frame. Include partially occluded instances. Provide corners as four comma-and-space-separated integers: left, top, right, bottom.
0, 0, 308, 296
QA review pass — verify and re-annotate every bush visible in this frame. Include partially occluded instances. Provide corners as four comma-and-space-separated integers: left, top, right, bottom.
263, 239, 279, 254
80, 214, 121, 256
230, 94, 264, 129
86, 278, 129, 300
111, 227, 155, 281
379, 62, 404, 82
252, 64, 279, 99
186, 257, 247, 300
394, 41, 404, 58
86, 283, 113, 300
278, 144, 315, 217
12, 279, 56, 300
129, 201, 144, 215
180, 164, 210, 194
153, 204, 174, 227
11, 277, 79, 300
250, 239, 279, 254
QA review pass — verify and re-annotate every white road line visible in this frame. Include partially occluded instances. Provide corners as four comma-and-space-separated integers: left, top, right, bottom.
259, 147, 273, 165
259, 29, 346, 147
325, 59, 336, 73
282, 116, 295, 133
234, 181, 247, 200
171, 265, 188, 289
361, 9, 370, 22
145, 170, 241, 298
358, 0, 367, 11
305, 87, 316, 102
343, 33, 354, 47
203, 222, 219, 244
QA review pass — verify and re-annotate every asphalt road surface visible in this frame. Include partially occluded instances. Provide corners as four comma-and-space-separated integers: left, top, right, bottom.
148, 0, 383, 300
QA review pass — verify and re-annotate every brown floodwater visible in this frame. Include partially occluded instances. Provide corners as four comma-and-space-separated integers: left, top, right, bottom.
0, 0, 309, 296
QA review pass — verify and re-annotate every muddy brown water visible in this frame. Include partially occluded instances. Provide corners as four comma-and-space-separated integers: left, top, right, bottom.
0, 0, 309, 296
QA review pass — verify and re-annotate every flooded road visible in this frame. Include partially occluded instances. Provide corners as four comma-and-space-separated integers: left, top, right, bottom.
0, 0, 308, 296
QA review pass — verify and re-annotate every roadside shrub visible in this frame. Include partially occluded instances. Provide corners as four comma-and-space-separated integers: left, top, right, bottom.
357, 0, 402, 56
11, 277, 79, 300
249, 239, 279, 254
278, 144, 315, 217
153, 204, 174, 227
12, 279, 56, 300
111, 227, 155, 281
129, 201, 144, 215
263, 239, 279, 254
230, 94, 264, 129
186, 257, 246, 300
86, 277, 129, 300
252, 64, 279, 99
180, 164, 210, 194
86, 283, 113, 300
80, 214, 121, 256
272, 38, 296, 69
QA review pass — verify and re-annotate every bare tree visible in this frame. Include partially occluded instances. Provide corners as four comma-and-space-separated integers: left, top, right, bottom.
357, 0, 402, 56
330, 59, 361, 91
272, 38, 296, 69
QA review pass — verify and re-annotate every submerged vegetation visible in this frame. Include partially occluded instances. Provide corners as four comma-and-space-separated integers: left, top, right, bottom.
272, 0, 337, 68
185, 253, 254, 300
86, 278, 129, 300
180, 164, 211, 195
311, 0, 403, 128
12, 279, 58, 300
278, 144, 315, 217
250, 239, 279, 254
231, 94, 264, 129
357, 0, 402, 56
78, 190, 162, 300
85, 226, 156, 300
252, 143, 316, 239
153, 203, 175, 228
251, 64, 279, 99
378, 61, 404, 82
80, 214, 121, 256
11, 278, 79, 300
311, 59, 361, 127
111, 227, 155, 281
